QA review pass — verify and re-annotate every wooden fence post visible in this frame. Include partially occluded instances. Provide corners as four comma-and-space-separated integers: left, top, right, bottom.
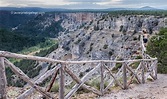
0, 57, 7, 99
46, 67, 59, 92
154, 60, 158, 80
100, 62, 104, 95
141, 61, 145, 84
123, 62, 127, 89
59, 63, 65, 99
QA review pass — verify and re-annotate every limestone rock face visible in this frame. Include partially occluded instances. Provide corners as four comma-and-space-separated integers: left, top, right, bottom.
91, 51, 110, 60
72, 44, 81, 59
36, 13, 166, 86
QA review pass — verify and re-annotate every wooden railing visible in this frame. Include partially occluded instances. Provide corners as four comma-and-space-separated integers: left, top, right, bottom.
0, 51, 157, 99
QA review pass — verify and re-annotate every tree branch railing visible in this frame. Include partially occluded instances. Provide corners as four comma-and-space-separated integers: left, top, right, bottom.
0, 51, 157, 99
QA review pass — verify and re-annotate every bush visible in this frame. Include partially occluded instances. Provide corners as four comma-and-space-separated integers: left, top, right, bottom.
136, 55, 142, 59
94, 25, 99, 31
108, 51, 113, 56
86, 79, 108, 90
130, 62, 140, 69
112, 63, 122, 72
74, 39, 81, 44
89, 46, 93, 52
87, 79, 100, 90
147, 28, 167, 74
119, 25, 123, 32
133, 37, 138, 41
51, 82, 59, 92
35, 43, 58, 57
103, 44, 108, 49
157, 63, 167, 73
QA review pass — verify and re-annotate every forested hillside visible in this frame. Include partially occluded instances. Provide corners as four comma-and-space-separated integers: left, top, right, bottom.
0, 11, 63, 38
0, 29, 59, 86
14, 13, 63, 38
0, 11, 36, 29
109, 10, 167, 16
0, 29, 45, 52
0, 11, 63, 86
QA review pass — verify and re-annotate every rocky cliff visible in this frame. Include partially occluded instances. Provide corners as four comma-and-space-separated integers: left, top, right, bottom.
32, 13, 166, 86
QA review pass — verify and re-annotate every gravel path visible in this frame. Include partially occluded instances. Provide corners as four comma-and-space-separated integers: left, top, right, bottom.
99, 74, 167, 99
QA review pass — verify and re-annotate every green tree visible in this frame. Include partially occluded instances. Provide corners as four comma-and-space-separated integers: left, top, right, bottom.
147, 28, 167, 73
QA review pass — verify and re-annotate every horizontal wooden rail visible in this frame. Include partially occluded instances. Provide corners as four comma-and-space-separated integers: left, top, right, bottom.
0, 51, 157, 64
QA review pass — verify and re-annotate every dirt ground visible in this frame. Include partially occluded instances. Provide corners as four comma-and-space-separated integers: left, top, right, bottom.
7, 74, 167, 99
99, 74, 167, 99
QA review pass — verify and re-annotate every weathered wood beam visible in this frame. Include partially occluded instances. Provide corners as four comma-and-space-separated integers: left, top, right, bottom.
46, 67, 59, 92
100, 62, 104, 95
0, 57, 7, 99
143, 60, 157, 81
64, 65, 101, 95
104, 65, 123, 89
4, 58, 54, 99
127, 62, 142, 86
146, 54, 152, 59
126, 66, 141, 83
126, 65, 142, 84
0, 51, 64, 63
104, 66, 123, 93
59, 63, 65, 99
18, 65, 60, 99
154, 60, 158, 80
122, 63, 127, 89
146, 60, 157, 80
0, 51, 157, 64
141, 61, 147, 84
65, 63, 100, 99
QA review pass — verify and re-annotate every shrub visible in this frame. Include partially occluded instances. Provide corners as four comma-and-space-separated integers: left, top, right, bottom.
136, 55, 142, 59
112, 63, 122, 72
133, 37, 138, 41
90, 43, 94, 46
131, 79, 138, 84
89, 46, 93, 52
74, 39, 81, 44
108, 51, 113, 56
103, 44, 108, 49
111, 34, 114, 38
119, 25, 123, 32
130, 62, 140, 69
88, 79, 100, 90
51, 82, 59, 92
79, 72, 84, 78
86, 78, 109, 90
